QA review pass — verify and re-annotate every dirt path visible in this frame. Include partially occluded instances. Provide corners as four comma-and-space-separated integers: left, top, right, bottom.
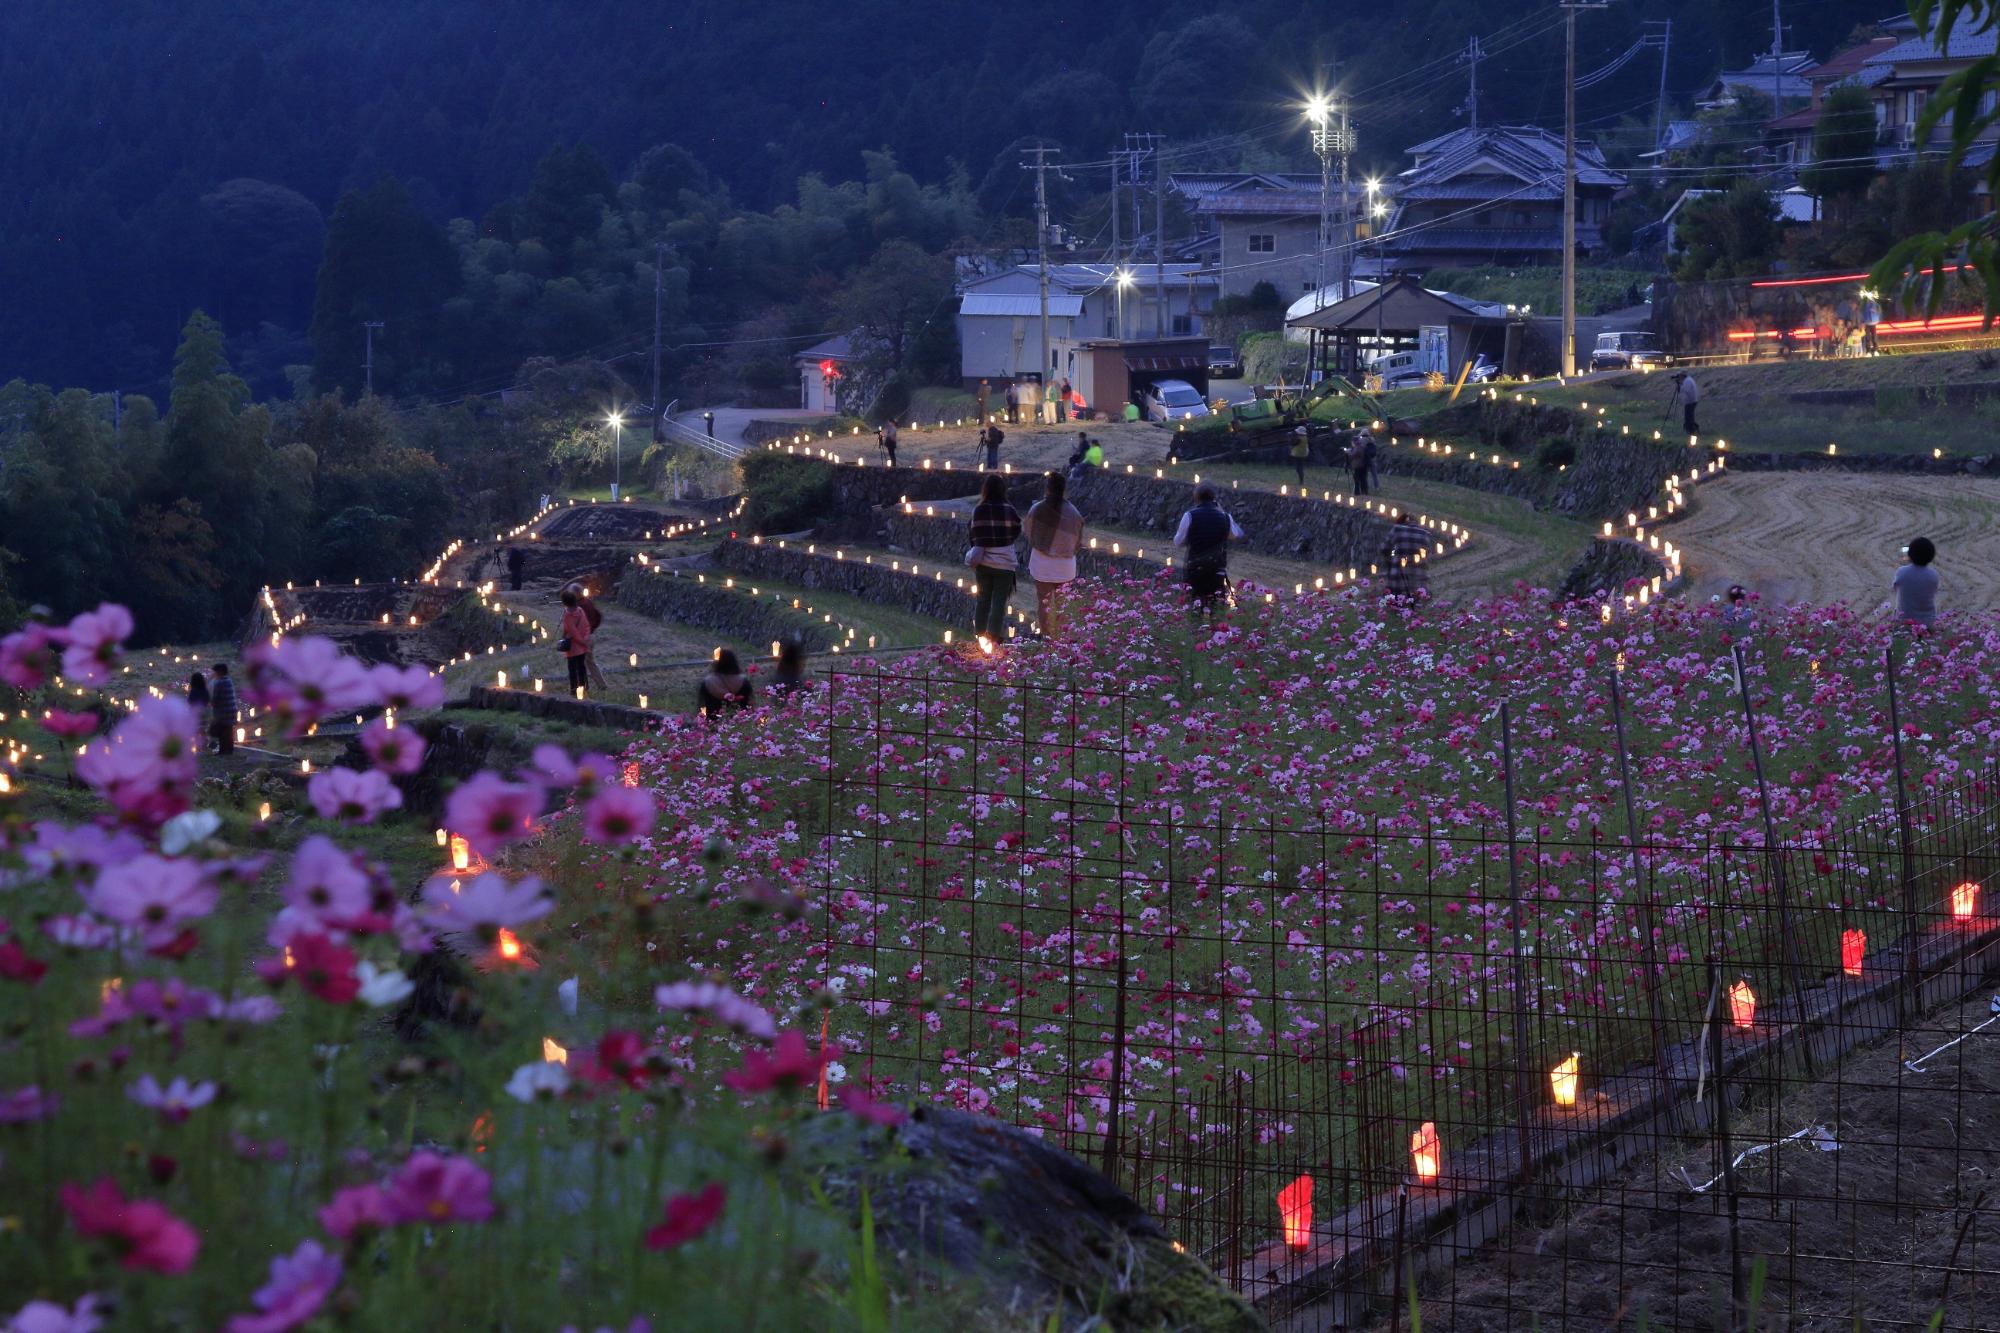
1385, 984, 2000, 1331
1666, 472, 2000, 611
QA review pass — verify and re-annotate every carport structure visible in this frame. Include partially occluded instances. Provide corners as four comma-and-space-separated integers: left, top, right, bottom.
1288, 275, 1504, 382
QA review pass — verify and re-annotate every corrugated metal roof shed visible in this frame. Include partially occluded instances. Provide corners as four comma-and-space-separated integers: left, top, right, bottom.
959, 294, 1086, 318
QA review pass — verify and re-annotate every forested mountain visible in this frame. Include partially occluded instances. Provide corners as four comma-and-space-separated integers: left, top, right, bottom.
3, 0, 1892, 396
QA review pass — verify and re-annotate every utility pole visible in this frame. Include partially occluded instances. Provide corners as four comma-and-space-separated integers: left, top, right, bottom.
1338, 99, 1353, 300
651, 241, 665, 441
1108, 147, 1122, 334
1770, 0, 1784, 115
1461, 35, 1486, 132
1308, 98, 1335, 302
1560, 3, 1607, 378
1153, 138, 1166, 339
1023, 145, 1068, 389
1651, 20, 1674, 154
362, 320, 384, 396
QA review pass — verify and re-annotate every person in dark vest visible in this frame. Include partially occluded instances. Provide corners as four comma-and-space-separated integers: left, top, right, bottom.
505, 546, 526, 591
975, 379, 991, 425
877, 418, 898, 467
1057, 376, 1072, 423
1004, 380, 1020, 424
1172, 484, 1244, 617
208, 663, 239, 756
981, 423, 1004, 472
1348, 428, 1377, 496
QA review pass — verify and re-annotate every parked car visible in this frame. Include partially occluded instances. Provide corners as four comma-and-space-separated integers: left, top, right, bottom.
1142, 379, 1212, 422
1207, 344, 1242, 378
1368, 350, 1434, 390
1589, 330, 1668, 372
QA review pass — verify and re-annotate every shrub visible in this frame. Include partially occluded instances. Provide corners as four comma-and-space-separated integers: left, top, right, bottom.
739, 451, 834, 535
1535, 436, 1577, 471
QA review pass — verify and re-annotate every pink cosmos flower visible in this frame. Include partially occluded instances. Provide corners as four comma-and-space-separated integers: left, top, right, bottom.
581, 787, 655, 845
59, 1178, 200, 1274
442, 773, 541, 856
0, 622, 65, 690
568, 753, 618, 798
838, 1086, 907, 1128
74, 697, 202, 828
244, 637, 377, 737
284, 933, 361, 1005
223, 1238, 342, 1333
383, 1152, 494, 1225
307, 767, 404, 825
59, 604, 134, 686
654, 980, 775, 1039
3, 1293, 102, 1333
0, 1085, 60, 1124
24, 822, 145, 882
281, 836, 374, 926
358, 718, 426, 775
720, 1031, 830, 1093
524, 743, 578, 788
84, 854, 218, 945
39, 710, 99, 740
127, 1074, 218, 1124
366, 663, 444, 712
422, 871, 552, 934
69, 977, 221, 1039
317, 1183, 392, 1240
644, 1183, 725, 1251
0, 938, 47, 985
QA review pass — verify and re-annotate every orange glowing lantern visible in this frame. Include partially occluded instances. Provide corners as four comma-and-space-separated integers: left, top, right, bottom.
1277, 1174, 1313, 1248
815, 1013, 832, 1112
1410, 1122, 1441, 1182
470, 1111, 493, 1155
449, 834, 471, 872
1952, 881, 1979, 920
1841, 929, 1866, 977
496, 928, 524, 962
541, 1037, 568, 1066
1550, 1053, 1580, 1107
1728, 981, 1756, 1029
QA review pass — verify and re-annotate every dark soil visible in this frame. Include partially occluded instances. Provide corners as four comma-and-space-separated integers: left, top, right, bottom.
1387, 987, 2000, 1331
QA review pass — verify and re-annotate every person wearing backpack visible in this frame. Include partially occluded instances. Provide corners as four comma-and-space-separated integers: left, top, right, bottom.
1173, 484, 1243, 618
564, 581, 607, 690
982, 423, 1004, 471
1348, 428, 1377, 497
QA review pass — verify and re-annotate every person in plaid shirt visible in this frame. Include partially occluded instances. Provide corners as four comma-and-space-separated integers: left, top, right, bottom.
1381, 510, 1431, 597
966, 472, 1022, 644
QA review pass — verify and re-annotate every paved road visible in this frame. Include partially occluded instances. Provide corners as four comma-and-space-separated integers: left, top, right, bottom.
675, 408, 821, 448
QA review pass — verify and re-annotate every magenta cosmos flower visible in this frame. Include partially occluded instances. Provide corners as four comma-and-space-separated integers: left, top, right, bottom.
0, 622, 66, 690
60, 603, 134, 686
581, 787, 655, 845
317, 1183, 391, 1240
422, 872, 552, 934
84, 854, 219, 945
306, 766, 404, 825
442, 773, 541, 857
358, 717, 426, 775
366, 662, 444, 712
281, 835, 374, 927
223, 1238, 342, 1333
60, 1177, 200, 1274
383, 1151, 494, 1225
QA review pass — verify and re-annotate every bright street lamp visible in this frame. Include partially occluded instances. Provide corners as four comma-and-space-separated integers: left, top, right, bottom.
606, 412, 624, 501
1115, 267, 1134, 339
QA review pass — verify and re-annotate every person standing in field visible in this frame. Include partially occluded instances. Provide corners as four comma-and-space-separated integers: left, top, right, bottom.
1024, 470, 1084, 640
967, 472, 1022, 646
976, 379, 991, 425
1290, 426, 1312, 487
564, 581, 607, 690
1381, 510, 1430, 597
505, 545, 526, 591
1894, 536, 1940, 628
207, 663, 239, 756
559, 589, 592, 697
1004, 380, 1020, 424
1348, 428, 1376, 496
1057, 376, 1072, 423
186, 670, 211, 746
1672, 371, 1701, 437
1173, 483, 1243, 617
878, 418, 899, 467
982, 422, 1004, 472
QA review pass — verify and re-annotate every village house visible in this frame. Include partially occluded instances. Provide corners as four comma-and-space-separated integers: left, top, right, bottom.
954, 263, 1217, 388
1378, 125, 1626, 271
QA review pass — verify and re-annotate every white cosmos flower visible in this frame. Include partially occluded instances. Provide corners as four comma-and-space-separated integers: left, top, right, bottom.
160, 809, 222, 856
355, 961, 414, 1008
505, 1060, 570, 1103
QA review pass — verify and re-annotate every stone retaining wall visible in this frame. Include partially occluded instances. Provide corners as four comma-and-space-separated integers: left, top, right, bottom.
616, 565, 835, 651
1723, 449, 2000, 476
467, 683, 660, 729
1061, 468, 1433, 567
881, 507, 1172, 585
1559, 536, 1673, 599
711, 538, 987, 628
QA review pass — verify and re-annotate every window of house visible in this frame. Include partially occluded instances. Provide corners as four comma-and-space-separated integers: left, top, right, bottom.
1248, 233, 1276, 253
1171, 313, 1193, 335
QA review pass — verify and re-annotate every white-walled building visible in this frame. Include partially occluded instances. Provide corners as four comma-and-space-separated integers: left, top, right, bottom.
956, 264, 1218, 387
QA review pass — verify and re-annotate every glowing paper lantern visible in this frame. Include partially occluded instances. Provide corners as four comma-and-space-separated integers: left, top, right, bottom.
1550, 1053, 1580, 1107
1841, 929, 1866, 977
496, 928, 524, 962
435, 828, 448, 847
1953, 882, 1979, 920
1410, 1122, 1440, 1182
815, 1014, 832, 1112
1729, 981, 1756, 1029
542, 1037, 568, 1066
450, 835, 471, 873
1277, 1173, 1313, 1248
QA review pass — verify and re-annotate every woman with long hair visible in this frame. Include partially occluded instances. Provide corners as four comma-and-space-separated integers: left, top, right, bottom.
965, 472, 1022, 646
1023, 471, 1084, 640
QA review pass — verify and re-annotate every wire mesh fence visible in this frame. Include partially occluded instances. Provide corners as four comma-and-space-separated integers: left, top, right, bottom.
803, 657, 2000, 1329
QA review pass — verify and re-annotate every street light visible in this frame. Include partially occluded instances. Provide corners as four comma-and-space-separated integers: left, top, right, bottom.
1115, 267, 1134, 339
1304, 96, 1334, 300
606, 412, 624, 501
